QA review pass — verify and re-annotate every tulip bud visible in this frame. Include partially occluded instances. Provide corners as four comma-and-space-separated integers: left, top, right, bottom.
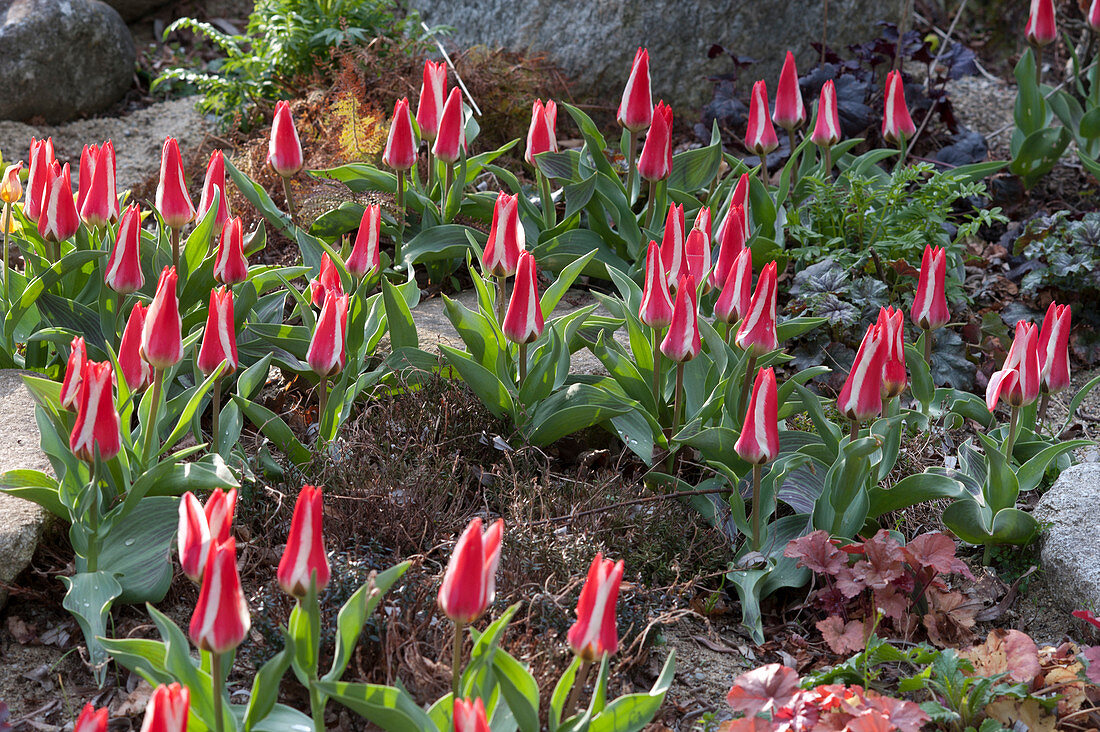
60, 336, 87, 411
772, 51, 806, 131
735, 367, 780, 464
38, 163, 80, 243
105, 205, 145, 295
811, 80, 842, 148
735, 261, 779, 356
25, 137, 54, 221
197, 150, 231, 236
715, 247, 754, 325
910, 244, 950, 331
524, 99, 559, 166
268, 100, 304, 177
213, 216, 248, 285
712, 204, 746, 290
684, 228, 711, 294
482, 192, 525, 278
70, 361, 122, 462
119, 303, 153, 392
74, 703, 108, 732
433, 88, 467, 165
877, 306, 907, 399
307, 288, 349, 377
692, 205, 712, 243
660, 274, 701, 362
502, 251, 544, 344
204, 488, 237, 546
77, 143, 99, 213
347, 204, 382, 280
659, 203, 686, 289
1038, 302, 1071, 394
277, 484, 330, 597
141, 267, 183, 370
416, 60, 448, 143
639, 240, 674, 330
1, 162, 23, 204
567, 553, 624, 661
730, 173, 752, 241
139, 683, 189, 732
638, 101, 673, 182
189, 537, 250, 654
1090, 0, 1100, 31
156, 137, 195, 230
382, 97, 418, 171
198, 287, 239, 377
1025, 0, 1057, 46
986, 321, 1041, 410
438, 517, 503, 624
837, 323, 885, 422
80, 140, 119, 229
745, 80, 779, 156
309, 252, 344, 307
617, 48, 653, 132
454, 698, 491, 732
177, 492, 211, 583
882, 70, 917, 144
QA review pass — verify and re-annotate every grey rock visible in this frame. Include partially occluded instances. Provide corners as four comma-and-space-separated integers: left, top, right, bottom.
0, 0, 136, 123
0, 371, 51, 608
103, 0, 170, 21
1034, 464, 1100, 611
410, 0, 900, 111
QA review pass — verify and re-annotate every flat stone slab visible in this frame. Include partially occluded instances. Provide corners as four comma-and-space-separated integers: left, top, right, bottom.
1034, 463, 1100, 612
0, 370, 49, 607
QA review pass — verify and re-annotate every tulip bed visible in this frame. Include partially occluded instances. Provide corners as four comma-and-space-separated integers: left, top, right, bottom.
0, 19, 1099, 731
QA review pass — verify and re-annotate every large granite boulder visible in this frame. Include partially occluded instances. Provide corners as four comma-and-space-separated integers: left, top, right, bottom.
1034, 463, 1100, 612
410, 0, 900, 111
103, 0, 171, 21
0, 0, 136, 123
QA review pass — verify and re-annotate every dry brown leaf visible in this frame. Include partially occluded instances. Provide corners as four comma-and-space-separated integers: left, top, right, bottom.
6, 616, 36, 644
986, 698, 1056, 732
960, 628, 1041, 683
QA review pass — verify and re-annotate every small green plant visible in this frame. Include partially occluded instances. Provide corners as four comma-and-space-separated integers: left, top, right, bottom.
1015, 211, 1100, 299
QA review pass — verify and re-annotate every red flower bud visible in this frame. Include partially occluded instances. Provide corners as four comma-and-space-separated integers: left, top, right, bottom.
213, 216, 248, 285
837, 322, 885, 422
60, 336, 87, 411
204, 487, 237, 546
715, 247, 754, 325
382, 97, 417, 171
79, 140, 119, 229
712, 203, 746, 290
1090, 0, 1100, 31
155, 137, 195, 230
617, 48, 653, 132
567, 553, 623, 661
74, 703, 108, 732
141, 267, 183, 370
197, 287, 238, 377
685, 228, 711, 294
347, 204, 382, 280
1026, 0, 1057, 46
639, 240, 673, 330
482, 192, 525, 278
433, 88, 467, 165
189, 537, 250, 654
638, 101, 673, 182
105, 205, 144, 294
659, 203, 686, 289
502, 251, 544, 344
730, 173, 751, 241
268, 100, 304, 177
24, 136, 54, 221
772, 51, 806, 130
454, 698, 491, 732
1038, 302, 1071, 394
139, 683, 189, 732
416, 60, 448, 142
910, 244, 950, 331
438, 517, 503, 624
745, 80, 779, 156
309, 252, 344, 307
119, 303, 152, 392
811, 80, 842, 148
986, 321, 1041, 410
525, 99, 559, 166
77, 143, 99, 213
177, 492, 211, 583
70, 361, 122, 462
277, 484, 330, 597
877, 306, 907, 399
307, 289, 348, 377
197, 150, 231, 236
660, 274, 701, 362
735, 367, 780, 464
882, 70, 916, 144
735, 261, 778, 356
38, 163, 80, 242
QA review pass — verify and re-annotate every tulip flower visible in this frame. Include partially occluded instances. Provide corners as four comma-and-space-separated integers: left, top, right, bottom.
80, 140, 119, 231
773, 52, 806, 132
308, 288, 349, 422
692, 205, 712, 242
640, 240, 674, 407
1090, 0, 1100, 31
745, 80, 779, 159
439, 517, 503, 695
684, 228, 711, 294
877, 306, 907, 400
730, 173, 752, 241
38, 163, 80, 247
204, 488, 237, 547
197, 150, 231, 237
416, 60, 448, 144
25, 137, 54, 222
618, 47, 653, 200
882, 70, 916, 156
1025, 0, 1056, 47
77, 143, 99, 213
0, 162, 22, 204
140, 683, 189, 732
382, 97, 416, 262
502, 251, 544, 385
735, 261, 778, 357
277, 484, 330, 598
1038, 302, 1071, 398
119, 303, 152, 392
837, 322, 885, 430
659, 203, 686, 289
105, 205, 144, 296
155, 136, 195, 277
482, 192, 524, 278
661, 274, 701, 363
309, 252, 344, 307
567, 553, 624, 661
712, 203, 746, 291
433, 88, 466, 218
268, 100, 304, 224
198, 287, 238, 452
190, 537, 250, 662
347, 204, 382, 281
140, 267, 182, 460
526, 98, 559, 229
736, 366, 779, 550
74, 703, 108, 732
60, 336, 87, 411
911, 244, 950, 366
213, 216, 248, 285
177, 492, 211, 583
638, 100, 673, 189
70, 361, 122, 462
987, 320, 1041, 459
454, 698, 491, 732
811, 80, 842, 170
715, 247, 754, 332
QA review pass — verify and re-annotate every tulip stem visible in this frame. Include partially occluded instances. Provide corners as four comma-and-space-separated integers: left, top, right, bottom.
671, 362, 685, 456
170, 227, 181, 276
625, 130, 639, 204
1005, 405, 1021, 463
538, 170, 556, 230
212, 651, 226, 732
651, 327, 662, 411
566, 660, 593, 716
282, 175, 297, 225
644, 180, 657, 229
426, 146, 436, 190
896, 134, 908, 170
922, 326, 933, 370
787, 128, 800, 190
142, 368, 165, 465
441, 163, 453, 221
395, 170, 406, 267
1034, 44, 1044, 86
751, 463, 763, 551
211, 376, 222, 456
739, 355, 758, 421
86, 455, 101, 573
2, 202, 10, 306
518, 342, 528, 386
496, 275, 507, 326
850, 418, 859, 443
823, 146, 832, 176
451, 620, 465, 704
1038, 392, 1050, 435
318, 376, 328, 434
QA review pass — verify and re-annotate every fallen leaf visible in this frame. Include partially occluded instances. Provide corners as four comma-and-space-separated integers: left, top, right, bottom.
986, 698, 1056, 732
961, 628, 1040, 683
112, 679, 154, 716
6, 616, 36, 644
